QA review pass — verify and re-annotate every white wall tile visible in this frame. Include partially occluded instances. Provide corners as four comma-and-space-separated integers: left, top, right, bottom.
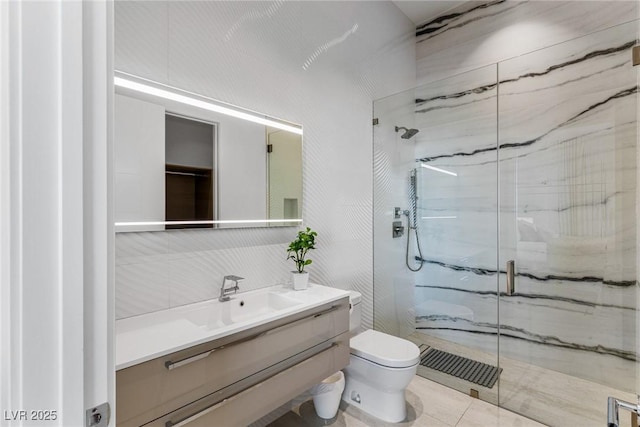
114, 1, 417, 321
115, 261, 170, 319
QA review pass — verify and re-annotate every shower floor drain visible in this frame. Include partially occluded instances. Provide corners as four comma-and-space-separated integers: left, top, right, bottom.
420, 348, 502, 389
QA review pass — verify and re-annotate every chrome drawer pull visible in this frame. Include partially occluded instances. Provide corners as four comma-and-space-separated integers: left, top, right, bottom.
164, 303, 343, 370
165, 342, 339, 427
261, 304, 340, 338
165, 398, 228, 427
165, 350, 213, 370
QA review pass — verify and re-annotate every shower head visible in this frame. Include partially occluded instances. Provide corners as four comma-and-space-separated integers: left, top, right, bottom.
395, 126, 419, 140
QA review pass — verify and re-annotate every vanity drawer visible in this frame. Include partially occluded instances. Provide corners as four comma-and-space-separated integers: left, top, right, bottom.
146, 334, 349, 427
117, 297, 348, 427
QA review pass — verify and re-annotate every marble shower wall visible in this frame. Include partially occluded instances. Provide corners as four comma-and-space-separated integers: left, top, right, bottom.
114, 1, 416, 320
412, 1, 639, 393
497, 20, 638, 392
412, 64, 499, 361
416, 1, 638, 86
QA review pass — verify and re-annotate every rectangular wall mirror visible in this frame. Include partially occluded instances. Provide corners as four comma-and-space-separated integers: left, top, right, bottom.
114, 72, 303, 232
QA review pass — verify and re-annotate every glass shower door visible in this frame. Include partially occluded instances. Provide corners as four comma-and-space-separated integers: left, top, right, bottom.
497, 21, 639, 426
406, 65, 501, 405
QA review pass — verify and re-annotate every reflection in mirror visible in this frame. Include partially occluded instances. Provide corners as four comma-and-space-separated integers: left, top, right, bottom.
267, 128, 302, 222
113, 72, 303, 232
165, 114, 215, 229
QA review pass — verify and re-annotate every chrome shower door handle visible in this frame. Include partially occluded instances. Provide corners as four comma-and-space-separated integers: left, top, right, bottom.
506, 260, 515, 296
607, 396, 639, 427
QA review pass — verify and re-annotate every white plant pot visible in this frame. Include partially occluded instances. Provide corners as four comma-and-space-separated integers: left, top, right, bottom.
292, 271, 309, 290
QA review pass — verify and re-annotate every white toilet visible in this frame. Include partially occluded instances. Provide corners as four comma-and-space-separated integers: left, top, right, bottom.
342, 291, 420, 423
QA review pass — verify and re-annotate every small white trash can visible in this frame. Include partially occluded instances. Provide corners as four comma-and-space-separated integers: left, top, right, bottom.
310, 371, 345, 419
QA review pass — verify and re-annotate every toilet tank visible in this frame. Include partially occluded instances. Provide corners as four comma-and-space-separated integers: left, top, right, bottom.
349, 291, 362, 333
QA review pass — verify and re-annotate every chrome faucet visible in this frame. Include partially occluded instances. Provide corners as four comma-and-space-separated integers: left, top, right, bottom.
219, 275, 244, 302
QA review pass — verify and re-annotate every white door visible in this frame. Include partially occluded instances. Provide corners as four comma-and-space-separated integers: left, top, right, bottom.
0, 2, 114, 426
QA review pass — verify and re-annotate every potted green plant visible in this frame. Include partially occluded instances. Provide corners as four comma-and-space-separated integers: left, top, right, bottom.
287, 227, 317, 290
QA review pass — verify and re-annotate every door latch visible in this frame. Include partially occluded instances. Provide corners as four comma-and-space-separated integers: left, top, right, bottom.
86, 402, 110, 427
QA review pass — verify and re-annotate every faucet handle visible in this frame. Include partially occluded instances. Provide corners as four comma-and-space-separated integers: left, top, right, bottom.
224, 275, 245, 282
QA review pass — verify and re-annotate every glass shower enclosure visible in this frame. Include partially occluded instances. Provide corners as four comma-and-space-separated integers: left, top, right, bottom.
373, 21, 639, 426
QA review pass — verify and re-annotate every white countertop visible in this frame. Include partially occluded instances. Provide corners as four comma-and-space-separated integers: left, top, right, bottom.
115, 283, 350, 370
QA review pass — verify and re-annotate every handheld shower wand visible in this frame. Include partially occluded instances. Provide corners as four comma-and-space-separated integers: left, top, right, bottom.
405, 168, 424, 271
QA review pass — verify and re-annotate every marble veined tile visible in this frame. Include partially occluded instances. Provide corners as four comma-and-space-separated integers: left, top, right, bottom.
416, 1, 638, 85
495, 20, 638, 392
414, 271, 637, 390
410, 14, 639, 395
414, 64, 497, 164
406, 3, 639, 426
498, 25, 638, 154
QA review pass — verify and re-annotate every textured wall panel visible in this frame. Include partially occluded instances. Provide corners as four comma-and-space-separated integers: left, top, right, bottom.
114, 1, 416, 321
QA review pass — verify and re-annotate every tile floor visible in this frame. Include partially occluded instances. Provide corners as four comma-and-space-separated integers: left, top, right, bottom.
267, 375, 545, 427
408, 332, 636, 427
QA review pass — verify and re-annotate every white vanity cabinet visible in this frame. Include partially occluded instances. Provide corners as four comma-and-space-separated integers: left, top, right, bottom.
116, 296, 350, 427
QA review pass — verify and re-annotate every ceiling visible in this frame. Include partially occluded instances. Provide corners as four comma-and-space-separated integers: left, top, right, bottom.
392, 1, 466, 26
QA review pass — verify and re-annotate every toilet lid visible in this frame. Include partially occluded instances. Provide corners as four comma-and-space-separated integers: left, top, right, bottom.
350, 329, 420, 368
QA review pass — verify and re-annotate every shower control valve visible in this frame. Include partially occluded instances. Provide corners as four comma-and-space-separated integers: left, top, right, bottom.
392, 221, 404, 238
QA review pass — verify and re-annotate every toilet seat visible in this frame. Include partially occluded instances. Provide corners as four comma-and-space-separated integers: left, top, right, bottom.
350, 329, 420, 369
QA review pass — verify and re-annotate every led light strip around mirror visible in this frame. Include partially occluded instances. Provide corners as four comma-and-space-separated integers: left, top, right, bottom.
115, 220, 303, 233
114, 71, 303, 135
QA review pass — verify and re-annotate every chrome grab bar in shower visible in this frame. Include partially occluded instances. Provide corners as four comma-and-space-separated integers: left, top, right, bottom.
607, 396, 639, 427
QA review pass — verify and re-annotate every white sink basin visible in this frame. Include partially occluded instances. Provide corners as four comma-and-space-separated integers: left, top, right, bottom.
184, 291, 303, 330
116, 283, 350, 370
